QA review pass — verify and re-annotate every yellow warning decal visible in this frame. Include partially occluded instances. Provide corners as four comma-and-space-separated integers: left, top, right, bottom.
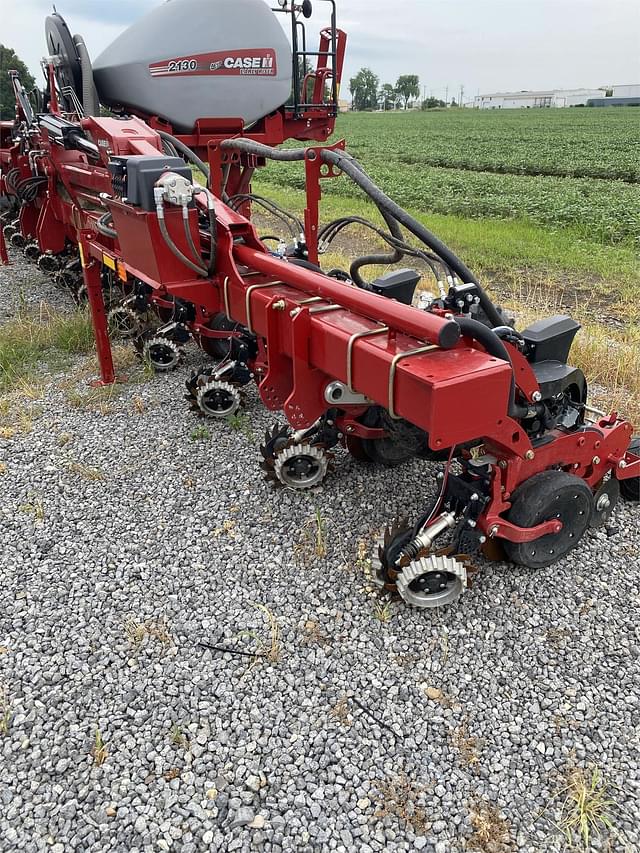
102, 253, 116, 271
78, 243, 86, 268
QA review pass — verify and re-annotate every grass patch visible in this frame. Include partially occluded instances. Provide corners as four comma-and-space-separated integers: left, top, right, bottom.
66, 385, 122, 414
301, 618, 331, 647
66, 461, 105, 482
0, 304, 94, 392
451, 722, 483, 768
226, 412, 254, 442
553, 766, 620, 850
372, 598, 393, 624
190, 424, 211, 442
170, 724, 189, 749
295, 506, 328, 565
468, 798, 514, 852
124, 617, 173, 648
237, 603, 282, 664
373, 772, 430, 835
329, 695, 352, 727
19, 495, 45, 521
91, 728, 108, 766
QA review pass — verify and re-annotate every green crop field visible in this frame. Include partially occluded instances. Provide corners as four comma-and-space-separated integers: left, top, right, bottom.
251, 106, 640, 421
255, 108, 640, 249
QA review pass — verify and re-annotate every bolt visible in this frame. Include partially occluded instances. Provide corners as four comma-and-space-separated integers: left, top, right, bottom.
467, 519, 477, 528
498, 460, 508, 470
489, 525, 499, 538
290, 308, 301, 318
592, 456, 601, 465
272, 300, 286, 311
525, 450, 535, 460
479, 535, 487, 544
596, 494, 611, 512
619, 460, 627, 469
471, 493, 479, 501
346, 426, 354, 433
532, 391, 542, 402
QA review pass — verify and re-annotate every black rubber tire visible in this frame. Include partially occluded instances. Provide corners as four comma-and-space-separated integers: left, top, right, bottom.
503, 470, 594, 569
360, 406, 429, 467
620, 437, 640, 502
201, 313, 243, 360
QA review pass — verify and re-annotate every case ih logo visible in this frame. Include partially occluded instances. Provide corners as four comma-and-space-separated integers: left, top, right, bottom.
149, 49, 277, 78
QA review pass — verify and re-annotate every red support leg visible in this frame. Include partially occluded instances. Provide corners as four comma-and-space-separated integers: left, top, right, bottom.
0, 224, 8, 266
79, 232, 117, 386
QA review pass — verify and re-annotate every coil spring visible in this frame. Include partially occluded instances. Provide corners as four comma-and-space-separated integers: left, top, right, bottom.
397, 536, 424, 564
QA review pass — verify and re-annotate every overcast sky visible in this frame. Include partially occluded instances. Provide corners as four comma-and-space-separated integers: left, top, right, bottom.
4, 0, 640, 99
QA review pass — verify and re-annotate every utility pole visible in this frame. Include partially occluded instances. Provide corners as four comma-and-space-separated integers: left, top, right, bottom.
445, 85, 449, 106
459, 84, 465, 107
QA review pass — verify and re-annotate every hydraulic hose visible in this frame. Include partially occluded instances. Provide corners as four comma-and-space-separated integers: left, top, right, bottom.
96, 212, 117, 240
156, 130, 210, 188
219, 139, 504, 328
456, 317, 527, 418
182, 208, 207, 269
155, 201, 207, 277
194, 186, 218, 275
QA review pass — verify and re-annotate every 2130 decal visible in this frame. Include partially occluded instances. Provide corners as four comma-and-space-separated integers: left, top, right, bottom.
150, 49, 277, 78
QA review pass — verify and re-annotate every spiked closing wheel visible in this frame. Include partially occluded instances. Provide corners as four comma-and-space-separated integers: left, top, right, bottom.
196, 380, 241, 418
371, 522, 413, 589
396, 553, 469, 609
143, 337, 184, 372
108, 305, 143, 339
24, 242, 40, 262
37, 253, 60, 275
260, 424, 291, 465
273, 443, 329, 490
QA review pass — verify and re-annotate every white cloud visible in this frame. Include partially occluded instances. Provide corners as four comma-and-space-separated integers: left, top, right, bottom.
3, 0, 639, 97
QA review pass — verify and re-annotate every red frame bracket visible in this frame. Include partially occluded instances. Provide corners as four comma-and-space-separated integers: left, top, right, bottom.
303, 140, 346, 266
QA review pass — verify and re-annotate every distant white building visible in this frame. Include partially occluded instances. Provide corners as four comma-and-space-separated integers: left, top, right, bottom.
611, 84, 640, 98
474, 88, 604, 109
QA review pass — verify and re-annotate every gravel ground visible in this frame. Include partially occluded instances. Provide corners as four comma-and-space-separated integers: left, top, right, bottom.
0, 254, 638, 853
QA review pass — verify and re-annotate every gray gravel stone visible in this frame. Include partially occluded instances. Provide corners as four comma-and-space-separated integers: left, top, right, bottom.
0, 253, 639, 853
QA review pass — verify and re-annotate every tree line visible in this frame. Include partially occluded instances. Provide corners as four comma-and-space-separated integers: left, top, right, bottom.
0, 45, 35, 120
349, 68, 450, 112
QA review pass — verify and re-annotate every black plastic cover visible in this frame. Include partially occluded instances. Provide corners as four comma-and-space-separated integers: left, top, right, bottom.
522, 315, 581, 364
369, 269, 421, 306
108, 156, 192, 210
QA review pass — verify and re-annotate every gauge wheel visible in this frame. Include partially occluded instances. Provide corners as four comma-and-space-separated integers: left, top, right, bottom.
503, 471, 594, 569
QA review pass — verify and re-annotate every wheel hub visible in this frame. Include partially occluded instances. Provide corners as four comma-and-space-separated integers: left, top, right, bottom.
273, 443, 329, 490
143, 337, 183, 372
196, 379, 241, 418
396, 553, 469, 609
